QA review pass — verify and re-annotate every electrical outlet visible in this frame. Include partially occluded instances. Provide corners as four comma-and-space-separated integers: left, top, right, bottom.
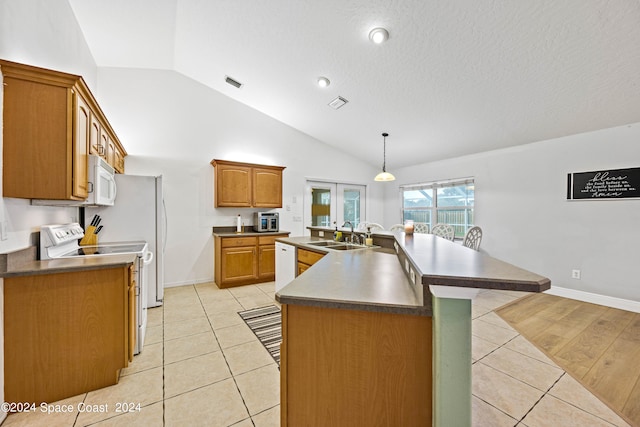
318, 231, 324, 237
571, 269, 581, 279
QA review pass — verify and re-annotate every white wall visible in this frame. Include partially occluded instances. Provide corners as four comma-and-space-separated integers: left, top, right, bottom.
0, 0, 98, 418
384, 123, 640, 302
95, 67, 384, 286
0, 0, 96, 253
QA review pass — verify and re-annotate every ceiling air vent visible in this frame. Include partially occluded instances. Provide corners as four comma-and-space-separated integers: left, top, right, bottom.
225, 75, 243, 89
328, 96, 348, 110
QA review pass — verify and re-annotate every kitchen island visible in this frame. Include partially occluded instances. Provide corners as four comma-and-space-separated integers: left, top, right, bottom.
276, 230, 550, 427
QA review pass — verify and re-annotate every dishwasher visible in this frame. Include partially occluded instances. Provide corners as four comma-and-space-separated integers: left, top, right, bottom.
275, 242, 296, 292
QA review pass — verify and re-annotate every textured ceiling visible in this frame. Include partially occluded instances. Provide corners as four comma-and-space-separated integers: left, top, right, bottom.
68, 0, 640, 169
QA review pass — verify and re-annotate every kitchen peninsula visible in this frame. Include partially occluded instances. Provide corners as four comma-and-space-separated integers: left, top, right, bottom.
276, 229, 550, 427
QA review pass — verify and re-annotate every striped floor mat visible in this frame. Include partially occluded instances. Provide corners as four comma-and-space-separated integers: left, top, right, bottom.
238, 305, 282, 366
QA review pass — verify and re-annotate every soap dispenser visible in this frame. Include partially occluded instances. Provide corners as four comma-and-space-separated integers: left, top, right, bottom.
333, 222, 342, 242
365, 226, 373, 246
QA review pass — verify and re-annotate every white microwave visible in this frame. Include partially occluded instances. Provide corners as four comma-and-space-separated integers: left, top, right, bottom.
31, 155, 117, 207
89, 155, 117, 206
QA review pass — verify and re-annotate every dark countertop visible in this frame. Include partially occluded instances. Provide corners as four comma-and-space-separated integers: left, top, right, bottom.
275, 236, 428, 316
396, 233, 551, 291
275, 231, 550, 316
212, 227, 290, 237
0, 246, 137, 278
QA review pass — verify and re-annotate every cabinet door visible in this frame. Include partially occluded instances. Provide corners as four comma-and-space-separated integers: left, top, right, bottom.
215, 164, 252, 207
73, 93, 90, 198
107, 136, 116, 167
221, 246, 258, 283
114, 144, 126, 173
253, 167, 283, 207
89, 114, 101, 156
99, 127, 109, 159
258, 244, 276, 279
297, 262, 310, 276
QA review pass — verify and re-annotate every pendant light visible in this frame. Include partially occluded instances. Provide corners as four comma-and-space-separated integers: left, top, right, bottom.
374, 132, 396, 181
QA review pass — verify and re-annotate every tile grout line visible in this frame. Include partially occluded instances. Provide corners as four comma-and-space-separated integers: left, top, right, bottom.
194, 284, 257, 426
162, 293, 166, 427
516, 372, 566, 425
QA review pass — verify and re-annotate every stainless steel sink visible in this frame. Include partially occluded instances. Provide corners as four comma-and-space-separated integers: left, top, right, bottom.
307, 241, 370, 251
325, 244, 367, 251
307, 241, 338, 247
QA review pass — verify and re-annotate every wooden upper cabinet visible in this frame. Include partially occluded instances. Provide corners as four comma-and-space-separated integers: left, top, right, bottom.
89, 114, 102, 156
73, 93, 90, 199
253, 167, 283, 208
211, 159, 285, 208
0, 59, 127, 200
113, 143, 126, 174
214, 162, 252, 207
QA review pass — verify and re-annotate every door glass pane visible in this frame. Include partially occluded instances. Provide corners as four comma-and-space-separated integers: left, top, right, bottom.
343, 189, 361, 228
311, 188, 331, 227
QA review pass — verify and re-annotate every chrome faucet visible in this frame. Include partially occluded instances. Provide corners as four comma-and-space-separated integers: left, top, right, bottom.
342, 221, 354, 243
342, 221, 361, 244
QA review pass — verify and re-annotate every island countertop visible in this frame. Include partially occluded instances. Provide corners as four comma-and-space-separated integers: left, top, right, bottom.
275, 236, 428, 315
275, 231, 550, 315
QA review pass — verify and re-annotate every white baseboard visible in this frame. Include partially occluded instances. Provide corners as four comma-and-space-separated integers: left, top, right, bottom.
163, 277, 215, 288
546, 286, 640, 313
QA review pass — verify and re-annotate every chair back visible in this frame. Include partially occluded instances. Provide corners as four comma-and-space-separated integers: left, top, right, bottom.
431, 223, 455, 241
358, 222, 384, 232
389, 224, 405, 232
414, 222, 430, 234
462, 226, 482, 251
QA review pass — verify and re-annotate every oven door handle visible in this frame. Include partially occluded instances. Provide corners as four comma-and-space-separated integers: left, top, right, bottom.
143, 251, 154, 265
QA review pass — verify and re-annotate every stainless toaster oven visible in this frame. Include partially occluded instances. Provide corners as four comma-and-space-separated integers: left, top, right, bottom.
253, 212, 279, 232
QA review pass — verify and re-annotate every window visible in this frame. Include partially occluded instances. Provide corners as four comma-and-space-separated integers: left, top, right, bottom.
401, 178, 474, 239
306, 181, 366, 230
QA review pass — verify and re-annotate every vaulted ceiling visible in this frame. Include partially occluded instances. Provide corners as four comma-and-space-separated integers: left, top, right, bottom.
69, 0, 640, 169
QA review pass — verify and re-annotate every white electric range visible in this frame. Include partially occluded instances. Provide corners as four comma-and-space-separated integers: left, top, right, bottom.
40, 223, 152, 355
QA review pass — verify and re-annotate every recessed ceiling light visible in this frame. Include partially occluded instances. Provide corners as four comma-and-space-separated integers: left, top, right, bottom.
368, 27, 389, 44
317, 77, 330, 88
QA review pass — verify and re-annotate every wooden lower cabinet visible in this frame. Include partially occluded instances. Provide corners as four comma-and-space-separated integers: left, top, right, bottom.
280, 304, 433, 426
296, 248, 325, 276
220, 246, 258, 284
214, 233, 289, 288
4, 265, 134, 405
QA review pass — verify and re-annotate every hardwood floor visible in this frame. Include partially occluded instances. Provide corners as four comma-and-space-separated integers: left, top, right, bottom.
496, 293, 640, 426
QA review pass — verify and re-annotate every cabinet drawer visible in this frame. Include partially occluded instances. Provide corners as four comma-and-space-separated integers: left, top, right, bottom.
258, 235, 288, 245
221, 237, 257, 248
297, 248, 325, 266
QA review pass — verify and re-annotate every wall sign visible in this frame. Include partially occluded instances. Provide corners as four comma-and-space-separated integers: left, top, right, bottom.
567, 167, 640, 200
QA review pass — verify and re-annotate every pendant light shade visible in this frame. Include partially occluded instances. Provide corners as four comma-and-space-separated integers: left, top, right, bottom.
374, 132, 396, 181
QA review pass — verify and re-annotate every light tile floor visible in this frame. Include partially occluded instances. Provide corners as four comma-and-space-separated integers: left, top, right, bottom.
1, 284, 632, 426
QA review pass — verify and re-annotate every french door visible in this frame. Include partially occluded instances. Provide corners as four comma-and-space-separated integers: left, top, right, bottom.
305, 181, 366, 231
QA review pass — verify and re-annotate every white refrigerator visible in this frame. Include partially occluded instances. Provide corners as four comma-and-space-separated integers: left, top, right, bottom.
85, 174, 166, 307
